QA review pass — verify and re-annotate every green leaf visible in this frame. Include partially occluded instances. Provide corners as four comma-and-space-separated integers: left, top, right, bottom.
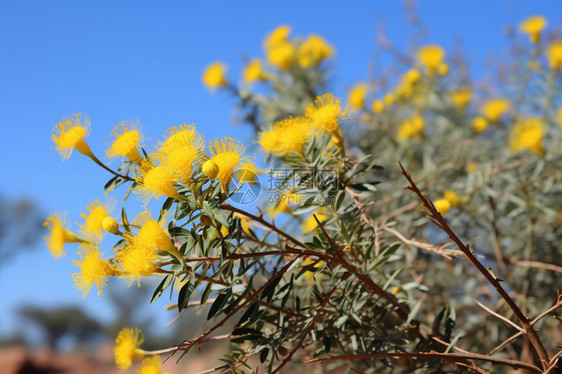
151, 275, 172, 304
259, 347, 269, 363
168, 227, 191, 237
177, 277, 194, 312
207, 290, 230, 320
236, 302, 259, 327
123, 181, 137, 203
121, 207, 130, 232
200, 281, 213, 307
261, 276, 282, 302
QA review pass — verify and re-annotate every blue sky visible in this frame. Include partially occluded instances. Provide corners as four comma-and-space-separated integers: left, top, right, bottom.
1, 0, 561, 342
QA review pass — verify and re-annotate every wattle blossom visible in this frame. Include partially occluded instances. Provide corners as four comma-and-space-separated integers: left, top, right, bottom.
43, 212, 86, 259
72, 241, 118, 298
106, 120, 144, 164
206, 137, 251, 193
135, 155, 182, 205
202, 62, 227, 90
79, 199, 114, 239
114, 327, 145, 369
51, 113, 94, 160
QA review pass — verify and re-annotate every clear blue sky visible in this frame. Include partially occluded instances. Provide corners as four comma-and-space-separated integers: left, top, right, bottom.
1, 0, 561, 342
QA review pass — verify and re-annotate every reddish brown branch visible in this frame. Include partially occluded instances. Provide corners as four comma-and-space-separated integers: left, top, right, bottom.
174, 259, 297, 360
398, 161, 549, 369
272, 284, 339, 374
221, 203, 307, 248
306, 351, 542, 373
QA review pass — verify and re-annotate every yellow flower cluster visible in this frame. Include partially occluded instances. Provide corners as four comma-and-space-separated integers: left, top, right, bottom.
509, 117, 545, 155
434, 190, 463, 215
397, 116, 424, 140
417, 45, 447, 74
202, 25, 334, 90
258, 93, 349, 155
202, 62, 228, 90
47, 116, 255, 299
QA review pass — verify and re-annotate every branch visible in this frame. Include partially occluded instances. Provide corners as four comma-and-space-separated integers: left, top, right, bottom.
474, 299, 523, 332
515, 261, 562, 274
175, 259, 297, 360
272, 284, 339, 374
306, 351, 542, 373
398, 161, 550, 369
220, 203, 307, 248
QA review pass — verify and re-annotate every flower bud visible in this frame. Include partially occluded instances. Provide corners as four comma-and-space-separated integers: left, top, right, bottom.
102, 217, 121, 235
202, 160, 219, 179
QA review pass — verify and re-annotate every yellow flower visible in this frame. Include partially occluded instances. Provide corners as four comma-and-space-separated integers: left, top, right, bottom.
207, 137, 250, 194
348, 83, 368, 110
482, 99, 510, 122
236, 162, 258, 183
301, 257, 326, 284
302, 208, 329, 234
450, 88, 472, 111
135, 155, 182, 205
126, 211, 184, 264
401, 69, 421, 87
202, 62, 227, 90
243, 58, 267, 83
267, 41, 296, 70
297, 34, 334, 68
258, 117, 319, 156
158, 124, 204, 183
102, 217, 121, 236
233, 212, 252, 236
79, 199, 114, 239
114, 327, 145, 370
383, 92, 395, 106
43, 212, 86, 259
437, 63, 449, 76
397, 116, 424, 140
519, 15, 547, 44
51, 113, 94, 160
434, 198, 451, 215
264, 25, 291, 50
138, 355, 169, 374
465, 163, 478, 173
306, 93, 349, 135
472, 117, 488, 133
372, 100, 384, 113
117, 243, 160, 286
417, 45, 445, 73
72, 241, 118, 298
443, 190, 460, 206
106, 120, 144, 164
547, 41, 562, 69
509, 117, 545, 155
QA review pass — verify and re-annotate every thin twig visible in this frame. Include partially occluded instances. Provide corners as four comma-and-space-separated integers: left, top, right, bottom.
474, 299, 523, 332
515, 261, 562, 274
221, 203, 306, 248
272, 284, 339, 374
487, 331, 523, 356
531, 291, 562, 326
306, 351, 542, 373
176, 259, 297, 360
